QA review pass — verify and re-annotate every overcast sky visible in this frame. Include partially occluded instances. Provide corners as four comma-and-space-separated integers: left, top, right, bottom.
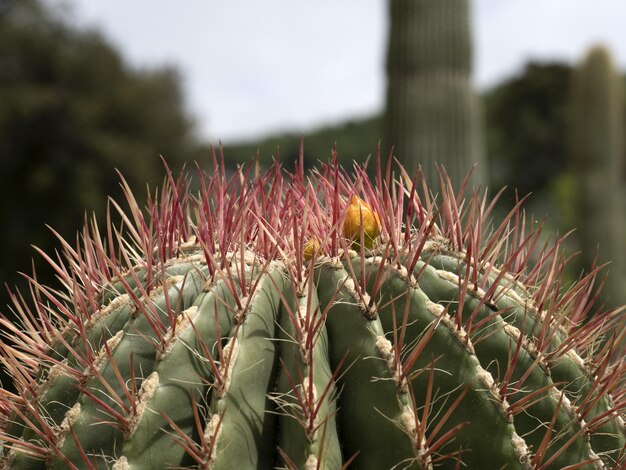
46, 1, 626, 143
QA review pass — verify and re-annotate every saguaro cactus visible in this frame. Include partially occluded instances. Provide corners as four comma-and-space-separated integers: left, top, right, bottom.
0, 150, 625, 469
384, 0, 485, 185
569, 45, 625, 308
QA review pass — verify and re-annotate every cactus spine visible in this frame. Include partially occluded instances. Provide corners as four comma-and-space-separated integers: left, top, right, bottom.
384, 0, 485, 186
569, 45, 625, 308
0, 150, 625, 469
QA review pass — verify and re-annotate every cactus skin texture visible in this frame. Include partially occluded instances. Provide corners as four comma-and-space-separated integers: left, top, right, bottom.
569, 45, 625, 308
0, 148, 625, 469
384, 0, 486, 187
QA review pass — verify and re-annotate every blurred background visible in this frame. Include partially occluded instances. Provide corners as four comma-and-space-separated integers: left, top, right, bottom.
1, 0, 626, 363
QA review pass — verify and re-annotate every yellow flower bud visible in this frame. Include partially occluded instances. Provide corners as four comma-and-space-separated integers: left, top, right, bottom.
343, 195, 381, 249
303, 238, 321, 261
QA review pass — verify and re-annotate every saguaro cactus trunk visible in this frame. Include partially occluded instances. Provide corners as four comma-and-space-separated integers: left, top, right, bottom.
569, 45, 625, 308
384, 0, 485, 186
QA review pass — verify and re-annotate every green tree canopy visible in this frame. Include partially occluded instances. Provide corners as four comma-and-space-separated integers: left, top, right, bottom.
0, 0, 196, 310
484, 62, 571, 195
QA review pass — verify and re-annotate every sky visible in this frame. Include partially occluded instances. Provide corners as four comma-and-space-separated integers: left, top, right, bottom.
45, 1, 626, 144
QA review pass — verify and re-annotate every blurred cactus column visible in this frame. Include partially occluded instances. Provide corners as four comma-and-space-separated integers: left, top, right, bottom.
569, 45, 625, 307
384, 0, 486, 186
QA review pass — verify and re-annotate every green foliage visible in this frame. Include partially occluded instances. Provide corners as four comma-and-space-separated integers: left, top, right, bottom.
483, 62, 571, 195
0, 0, 196, 313
219, 116, 383, 170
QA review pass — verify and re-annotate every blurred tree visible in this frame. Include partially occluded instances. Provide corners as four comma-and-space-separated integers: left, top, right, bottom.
0, 0, 196, 314
220, 116, 383, 171
484, 62, 571, 196
383, 0, 485, 187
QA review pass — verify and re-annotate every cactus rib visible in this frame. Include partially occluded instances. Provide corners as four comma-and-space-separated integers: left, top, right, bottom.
0, 150, 624, 469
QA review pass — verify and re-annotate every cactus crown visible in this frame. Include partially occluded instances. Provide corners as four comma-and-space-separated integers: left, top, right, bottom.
0, 147, 625, 469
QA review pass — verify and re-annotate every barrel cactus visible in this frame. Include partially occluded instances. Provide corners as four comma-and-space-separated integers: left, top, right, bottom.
0, 150, 625, 469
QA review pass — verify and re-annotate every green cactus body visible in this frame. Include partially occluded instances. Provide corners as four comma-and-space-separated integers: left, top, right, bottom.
0, 152, 624, 469
384, 0, 485, 186
569, 45, 626, 308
